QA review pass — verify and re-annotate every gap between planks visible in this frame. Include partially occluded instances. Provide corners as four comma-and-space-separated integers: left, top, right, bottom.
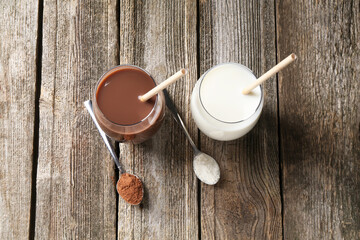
273, 0, 285, 239
29, 0, 44, 239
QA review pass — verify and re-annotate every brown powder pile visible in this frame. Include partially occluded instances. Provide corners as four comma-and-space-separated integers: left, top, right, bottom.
117, 173, 143, 205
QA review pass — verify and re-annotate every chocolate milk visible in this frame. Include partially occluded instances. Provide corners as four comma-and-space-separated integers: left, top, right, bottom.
96, 67, 156, 125
93, 65, 165, 143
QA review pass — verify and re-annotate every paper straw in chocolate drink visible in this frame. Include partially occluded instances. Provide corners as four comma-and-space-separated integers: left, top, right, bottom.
242, 53, 297, 95
139, 68, 188, 102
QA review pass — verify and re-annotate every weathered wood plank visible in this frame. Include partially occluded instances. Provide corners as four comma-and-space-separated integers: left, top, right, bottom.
0, 1, 38, 239
118, 0, 198, 239
199, 0, 282, 239
277, 1, 360, 239
35, 1, 118, 239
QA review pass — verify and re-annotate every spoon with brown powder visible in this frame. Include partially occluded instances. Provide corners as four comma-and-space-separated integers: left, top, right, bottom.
84, 100, 143, 205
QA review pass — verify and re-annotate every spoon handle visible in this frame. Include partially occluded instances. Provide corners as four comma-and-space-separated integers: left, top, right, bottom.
84, 100, 124, 174
163, 89, 199, 152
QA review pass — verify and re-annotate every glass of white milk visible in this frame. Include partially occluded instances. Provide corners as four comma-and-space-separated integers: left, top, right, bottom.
190, 63, 264, 141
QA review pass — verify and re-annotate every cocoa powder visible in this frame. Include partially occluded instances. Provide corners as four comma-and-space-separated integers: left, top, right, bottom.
117, 173, 143, 205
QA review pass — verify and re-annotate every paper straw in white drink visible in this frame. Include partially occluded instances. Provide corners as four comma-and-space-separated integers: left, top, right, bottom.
242, 53, 297, 95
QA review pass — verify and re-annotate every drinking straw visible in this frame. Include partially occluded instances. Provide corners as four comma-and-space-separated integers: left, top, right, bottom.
242, 53, 297, 95
139, 68, 188, 102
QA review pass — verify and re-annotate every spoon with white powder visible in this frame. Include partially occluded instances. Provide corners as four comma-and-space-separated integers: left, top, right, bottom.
163, 89, 220, 185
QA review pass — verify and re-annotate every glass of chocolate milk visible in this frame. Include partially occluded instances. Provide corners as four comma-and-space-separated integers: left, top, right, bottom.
93, 65, 165, 144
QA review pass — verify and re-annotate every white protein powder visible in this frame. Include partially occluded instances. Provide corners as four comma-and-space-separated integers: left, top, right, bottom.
193, 153, 220, 185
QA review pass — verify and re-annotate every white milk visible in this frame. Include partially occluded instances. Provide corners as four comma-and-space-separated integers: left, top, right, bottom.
190, 63, 263, 141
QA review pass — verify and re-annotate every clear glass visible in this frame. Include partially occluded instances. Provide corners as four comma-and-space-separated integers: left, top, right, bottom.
190, 63, 264, 141
93, 65, 165, 144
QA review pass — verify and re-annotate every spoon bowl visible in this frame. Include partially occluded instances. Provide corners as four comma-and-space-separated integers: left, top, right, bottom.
193, 152, 220, 185
116, 173, 144, 206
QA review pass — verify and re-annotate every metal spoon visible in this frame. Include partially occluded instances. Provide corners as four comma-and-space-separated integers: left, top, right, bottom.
163, 90, 220, 185
84, 100, 143, 205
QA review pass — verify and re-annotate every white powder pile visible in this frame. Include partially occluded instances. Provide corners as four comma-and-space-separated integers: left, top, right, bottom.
193, 153, 220, 185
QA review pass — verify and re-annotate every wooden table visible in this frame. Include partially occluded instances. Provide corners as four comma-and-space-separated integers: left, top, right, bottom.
1, 1, 359, 239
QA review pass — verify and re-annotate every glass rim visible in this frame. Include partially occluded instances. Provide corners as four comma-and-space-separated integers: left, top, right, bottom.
93, 64, 159, 127
198, 62, 264, 124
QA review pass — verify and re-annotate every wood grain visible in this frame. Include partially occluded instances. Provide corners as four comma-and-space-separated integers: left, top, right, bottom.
118, 0, 198, 239
0, 1, 39, 239
277, 0, 360, 239
35, 0, 118, 239
199, 0, 282, 239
